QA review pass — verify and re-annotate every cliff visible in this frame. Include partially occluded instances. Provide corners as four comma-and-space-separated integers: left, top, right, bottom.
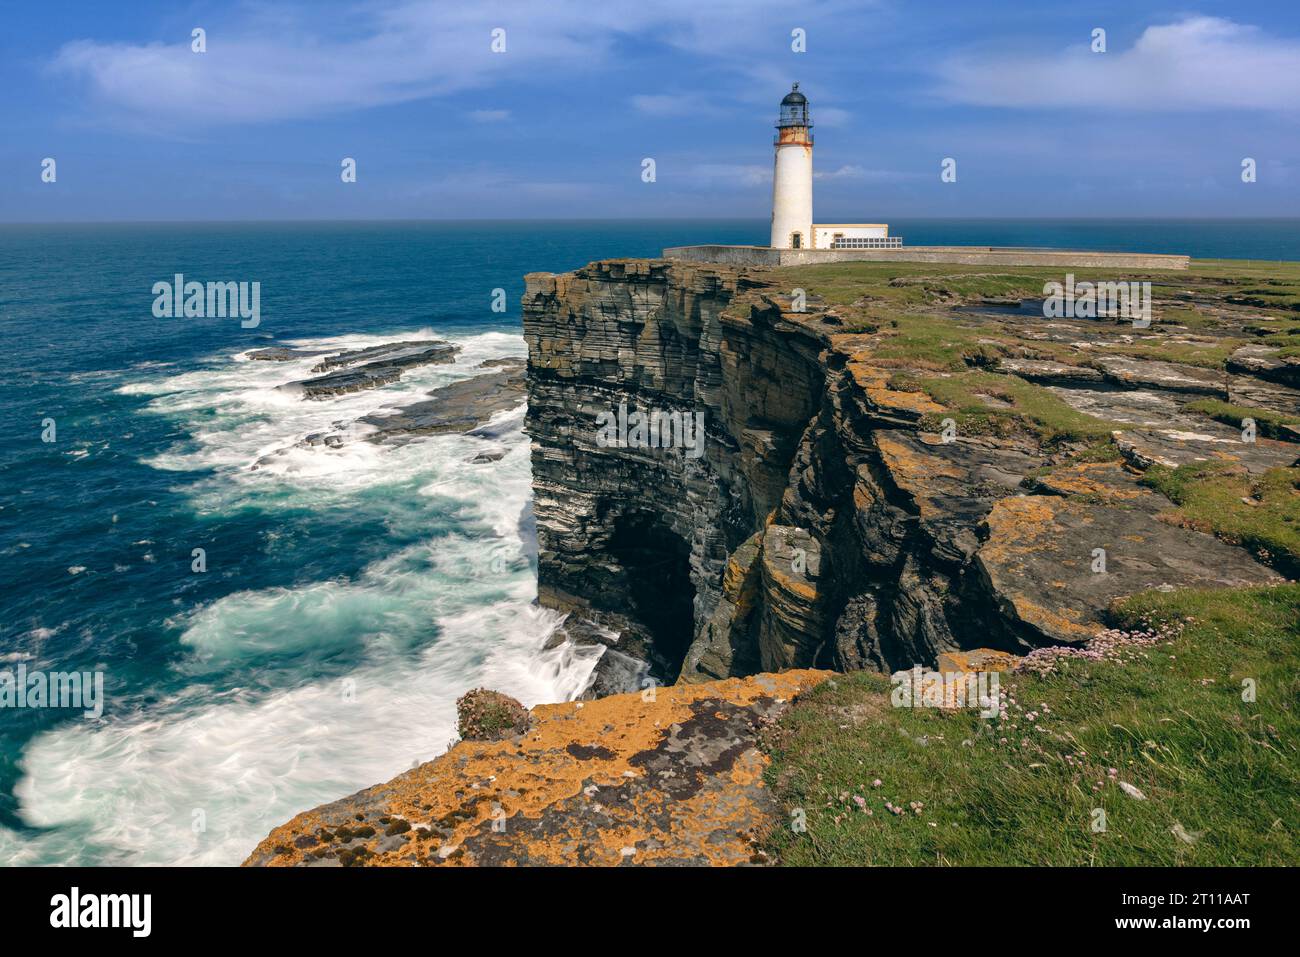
248, 256, 1300, 866
522, 258, 1292, 690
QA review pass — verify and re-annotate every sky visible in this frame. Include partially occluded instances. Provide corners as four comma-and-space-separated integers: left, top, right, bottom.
1, 0, 1298, 222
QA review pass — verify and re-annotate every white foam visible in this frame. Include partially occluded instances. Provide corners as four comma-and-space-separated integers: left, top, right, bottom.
3, 330, 602, 866
10, 594, 598, 866
119, 329, 527, 503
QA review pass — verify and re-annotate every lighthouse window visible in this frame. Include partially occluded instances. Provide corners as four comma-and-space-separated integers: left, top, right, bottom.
791, 232, 802, 249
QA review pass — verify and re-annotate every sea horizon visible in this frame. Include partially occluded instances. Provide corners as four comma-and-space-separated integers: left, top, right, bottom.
4, 218, 1300, 262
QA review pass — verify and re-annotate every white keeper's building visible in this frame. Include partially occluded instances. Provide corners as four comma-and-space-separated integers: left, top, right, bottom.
770, 84, 901, 251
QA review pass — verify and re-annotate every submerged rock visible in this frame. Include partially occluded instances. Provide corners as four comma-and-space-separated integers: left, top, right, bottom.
362, 363, 525, 441
309, 340, 449, 373
250, 354, 524, 469
246, 346, 330, 362
284, 341, 461, 399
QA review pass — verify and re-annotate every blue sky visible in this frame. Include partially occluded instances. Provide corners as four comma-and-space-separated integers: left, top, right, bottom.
2, 0, 1298, 221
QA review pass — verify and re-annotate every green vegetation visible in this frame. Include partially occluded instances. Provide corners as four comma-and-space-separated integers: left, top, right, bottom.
871, 314, 1006, 370
1140, 463, 1300, 577
1183, 398, 1300, 440
1097, 338, 1244, 370
894, 370, 1119, 443
1156, 305, 1220, 331
455, 688, 530, 741
762, 585, 1300, 866
1251, 332, 1300, 359
771, 262, 1062, 310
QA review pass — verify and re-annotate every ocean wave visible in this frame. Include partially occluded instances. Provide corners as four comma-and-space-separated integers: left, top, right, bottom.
9, 597, 599, 865
119, 329, 526, 488
2, 328, 603, 866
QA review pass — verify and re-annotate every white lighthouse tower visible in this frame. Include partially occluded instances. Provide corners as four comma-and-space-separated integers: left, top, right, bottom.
767, 84, 899, 252
770, 83, 813, 250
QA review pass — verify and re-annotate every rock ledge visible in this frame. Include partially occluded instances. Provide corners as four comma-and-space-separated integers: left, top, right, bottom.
244, 669, 828, 867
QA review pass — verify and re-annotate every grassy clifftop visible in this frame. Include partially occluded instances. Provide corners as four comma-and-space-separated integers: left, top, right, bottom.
762, 585, 1300, 866
765, 259, 1300, 576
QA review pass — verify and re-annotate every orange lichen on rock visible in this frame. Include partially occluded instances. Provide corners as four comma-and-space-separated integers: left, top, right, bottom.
243, 670, 829, 868
935, 648, 1021, 674
975, 493, 1282, 645
833, 340, 946, 420
1029, 460, 1151, 502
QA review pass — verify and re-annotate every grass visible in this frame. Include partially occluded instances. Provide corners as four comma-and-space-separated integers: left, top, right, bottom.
762, 584, 1300, 866
1183, 398, 1300, 440
1157, 306, 1221, 331
870, 314, 1009, 370
1013, 332, 1244, 371
1252, 332, 1300, 359
1098, 339, 1245, 370
893, 369, 1121, 444
771, 262, 1064, 309
1139, 463, 1300, 578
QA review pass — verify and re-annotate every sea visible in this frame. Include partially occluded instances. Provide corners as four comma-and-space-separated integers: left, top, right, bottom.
1, 218, 1297, 866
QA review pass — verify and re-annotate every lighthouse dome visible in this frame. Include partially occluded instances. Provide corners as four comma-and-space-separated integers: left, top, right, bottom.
777, 83, 811, 128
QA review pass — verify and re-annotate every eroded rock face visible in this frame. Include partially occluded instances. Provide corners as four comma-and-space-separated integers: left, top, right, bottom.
523, 260, 827, 686
522, 259, 1291, 683
243, 670, 828, 867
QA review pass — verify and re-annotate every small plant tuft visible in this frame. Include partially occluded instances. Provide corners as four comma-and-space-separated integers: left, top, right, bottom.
456, 688, 530, 741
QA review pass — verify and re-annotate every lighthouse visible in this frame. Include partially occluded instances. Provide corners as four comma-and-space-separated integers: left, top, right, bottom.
770, 83, 813, 250
768, 84, 899, 251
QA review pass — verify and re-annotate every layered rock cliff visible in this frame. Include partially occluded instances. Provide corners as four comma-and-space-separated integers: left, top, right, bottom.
522, 259, 1293, 689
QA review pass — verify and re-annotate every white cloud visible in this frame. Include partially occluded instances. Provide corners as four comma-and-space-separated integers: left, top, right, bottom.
814, 164, 910, 182
687, 164, 771, 188
48, 0, 872, 128
814, 106, 852, 127
935, 16, 1300, 112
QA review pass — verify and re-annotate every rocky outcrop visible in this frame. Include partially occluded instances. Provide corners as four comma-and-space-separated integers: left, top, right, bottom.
248, 257, 1297, 868
243, 670, 827, 867
249, 348, 524, 470
282, 341, 460, 399
361, 361, 525, 441
522, 259, 1292, 687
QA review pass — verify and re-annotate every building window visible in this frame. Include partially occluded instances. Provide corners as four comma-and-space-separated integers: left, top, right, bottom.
829, 237, 903, 249
791, 232, 802, 249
